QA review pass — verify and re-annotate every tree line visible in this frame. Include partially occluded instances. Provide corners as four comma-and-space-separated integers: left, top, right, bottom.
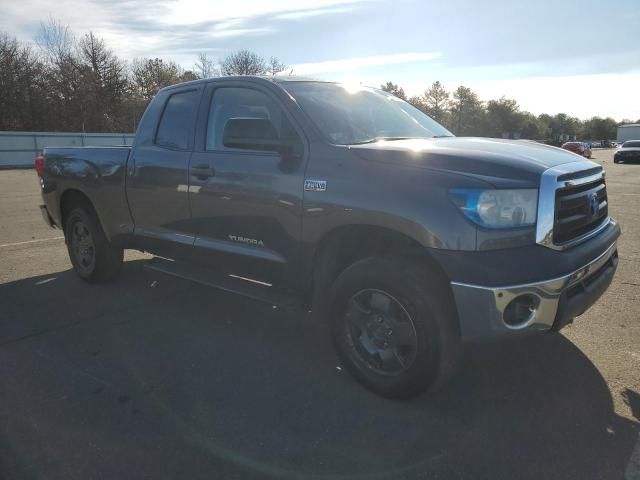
381, 81, 636, 144
1, 20, 636, 139
0, 20, 288, 133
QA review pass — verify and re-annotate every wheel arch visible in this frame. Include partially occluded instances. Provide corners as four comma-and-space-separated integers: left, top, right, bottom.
60, 189, 102, 236
307, 224, 452, 314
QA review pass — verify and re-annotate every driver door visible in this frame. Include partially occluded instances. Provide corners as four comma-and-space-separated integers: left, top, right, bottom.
189, 84, 306, 289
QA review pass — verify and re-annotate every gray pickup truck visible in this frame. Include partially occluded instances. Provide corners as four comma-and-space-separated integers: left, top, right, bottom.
36, 76, 620, 398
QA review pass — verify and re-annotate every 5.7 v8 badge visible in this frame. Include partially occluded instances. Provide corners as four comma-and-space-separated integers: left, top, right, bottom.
304, 179, 327, 192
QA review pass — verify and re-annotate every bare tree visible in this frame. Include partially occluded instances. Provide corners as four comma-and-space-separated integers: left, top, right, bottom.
194, 52, 217, 78
35, 19, 86, 130
36, 17, 75, 66
219, 49, 267, 76
268, 56, 287, 76
77, 32, 129, 130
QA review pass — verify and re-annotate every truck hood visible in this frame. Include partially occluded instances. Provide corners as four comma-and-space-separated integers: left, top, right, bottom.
350, 137, 591, 187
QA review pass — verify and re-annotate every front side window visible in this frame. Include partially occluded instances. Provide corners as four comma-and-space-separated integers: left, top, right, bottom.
206, 87, 300, 151
155, 89, 200, 150
623, 140, 640, 148
281, 82, 453, 145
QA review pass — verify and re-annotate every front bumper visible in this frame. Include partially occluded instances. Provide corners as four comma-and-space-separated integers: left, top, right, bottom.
451, 241, 618, 341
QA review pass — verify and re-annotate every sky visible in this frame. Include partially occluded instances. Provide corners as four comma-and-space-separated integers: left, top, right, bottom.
1, 0, 639, 120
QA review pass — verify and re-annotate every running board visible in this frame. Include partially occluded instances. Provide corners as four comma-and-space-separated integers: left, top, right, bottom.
145, 257, 302, 309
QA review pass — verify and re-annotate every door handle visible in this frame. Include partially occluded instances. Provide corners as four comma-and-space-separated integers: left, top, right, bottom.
192, 164, 215, 180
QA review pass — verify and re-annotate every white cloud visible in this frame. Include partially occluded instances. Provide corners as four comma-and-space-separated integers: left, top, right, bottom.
208, 27, 276, 38
0, 0, 374, 64
292, 52, 442, 75
157, 0, 368, 25
275, 6, 354, 20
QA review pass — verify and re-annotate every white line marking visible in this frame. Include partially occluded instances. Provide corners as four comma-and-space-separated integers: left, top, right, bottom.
0, 236, 64, 248
228, 274, 272, 287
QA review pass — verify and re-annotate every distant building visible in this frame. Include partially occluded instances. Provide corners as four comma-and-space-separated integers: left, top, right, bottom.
617, 124, 640, 143
558, 133, 577, 142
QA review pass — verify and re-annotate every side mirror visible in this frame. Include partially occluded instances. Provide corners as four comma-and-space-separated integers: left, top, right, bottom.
223, 118, 283, 153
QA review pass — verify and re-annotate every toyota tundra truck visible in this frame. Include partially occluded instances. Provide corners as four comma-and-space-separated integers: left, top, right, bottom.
35, 77, 620, 398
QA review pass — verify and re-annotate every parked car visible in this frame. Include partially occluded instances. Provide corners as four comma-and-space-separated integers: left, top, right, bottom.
614, 140, 640, 163
35, 77, 620, 398
562, 141, 592, 158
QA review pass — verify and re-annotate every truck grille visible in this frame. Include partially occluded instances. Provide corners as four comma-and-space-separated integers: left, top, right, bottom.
553, 173, 608, 245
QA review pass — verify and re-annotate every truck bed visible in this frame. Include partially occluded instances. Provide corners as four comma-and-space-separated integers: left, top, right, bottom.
40, 146, 133, 242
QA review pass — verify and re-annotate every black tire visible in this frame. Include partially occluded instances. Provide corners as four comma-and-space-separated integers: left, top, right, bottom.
64, 206, 123, 282
330, 255, 462, 398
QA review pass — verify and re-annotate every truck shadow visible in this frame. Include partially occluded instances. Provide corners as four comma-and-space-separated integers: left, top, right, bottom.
0, 260, 638, 480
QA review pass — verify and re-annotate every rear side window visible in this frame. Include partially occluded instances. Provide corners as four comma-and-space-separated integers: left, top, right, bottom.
155, 90, 200, 150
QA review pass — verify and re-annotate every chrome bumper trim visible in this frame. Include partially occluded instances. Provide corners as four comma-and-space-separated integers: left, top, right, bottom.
451, 242, 617, 338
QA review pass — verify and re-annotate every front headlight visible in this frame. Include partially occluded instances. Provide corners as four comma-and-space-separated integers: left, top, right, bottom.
448, 188, 538, 229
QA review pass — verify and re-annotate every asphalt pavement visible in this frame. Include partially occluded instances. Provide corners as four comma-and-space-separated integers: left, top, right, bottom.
0, 149, 639, 480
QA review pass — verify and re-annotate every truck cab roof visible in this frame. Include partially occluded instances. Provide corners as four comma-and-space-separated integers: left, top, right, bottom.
159, 75, 332, 94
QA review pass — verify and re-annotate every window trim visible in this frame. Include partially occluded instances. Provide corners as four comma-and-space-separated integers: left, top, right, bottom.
154, 88, 201, 152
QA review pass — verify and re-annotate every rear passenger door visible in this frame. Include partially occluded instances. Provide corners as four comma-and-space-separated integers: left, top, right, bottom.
127, 87, 202, 259
189, 83, 307, 289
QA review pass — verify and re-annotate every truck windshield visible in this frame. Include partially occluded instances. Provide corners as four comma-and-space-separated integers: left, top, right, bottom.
282, 82, 453, 145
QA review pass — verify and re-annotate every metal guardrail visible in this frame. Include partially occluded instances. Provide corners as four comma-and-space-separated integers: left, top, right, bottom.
0, 131, 135, 168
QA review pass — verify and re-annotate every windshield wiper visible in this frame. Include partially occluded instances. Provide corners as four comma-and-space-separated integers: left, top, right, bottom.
347, 136, 415, 145
347, 135, 454, 145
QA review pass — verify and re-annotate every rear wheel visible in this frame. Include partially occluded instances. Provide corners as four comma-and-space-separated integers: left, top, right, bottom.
65, 206, 123, 282
330, 256, 461, 398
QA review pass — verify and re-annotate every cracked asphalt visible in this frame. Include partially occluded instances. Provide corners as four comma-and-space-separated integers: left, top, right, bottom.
0, 149, 638, 479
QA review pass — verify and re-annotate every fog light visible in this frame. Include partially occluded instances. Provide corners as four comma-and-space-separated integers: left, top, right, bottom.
503, 294, 538, 327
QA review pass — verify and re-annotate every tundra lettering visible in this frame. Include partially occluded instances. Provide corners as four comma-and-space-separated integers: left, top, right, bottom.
229, 235, 265, 247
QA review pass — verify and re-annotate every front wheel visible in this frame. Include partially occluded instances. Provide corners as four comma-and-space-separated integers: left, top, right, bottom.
65, 206, 123, 282
330, 256, 462, 398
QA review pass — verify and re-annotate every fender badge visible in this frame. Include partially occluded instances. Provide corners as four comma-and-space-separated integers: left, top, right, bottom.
304, 179, 327, 192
